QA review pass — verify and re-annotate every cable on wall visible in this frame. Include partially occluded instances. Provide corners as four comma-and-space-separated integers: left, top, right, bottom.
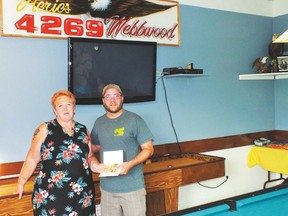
160, 75, 182, 154
197, 176, 229, 189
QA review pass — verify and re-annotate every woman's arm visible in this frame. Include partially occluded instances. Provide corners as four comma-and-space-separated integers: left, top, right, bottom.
15, 123, 46, 199
87, 130, 106, 173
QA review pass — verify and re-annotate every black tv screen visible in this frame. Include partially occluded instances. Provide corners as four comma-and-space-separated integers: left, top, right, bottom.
68, 37, 157, 104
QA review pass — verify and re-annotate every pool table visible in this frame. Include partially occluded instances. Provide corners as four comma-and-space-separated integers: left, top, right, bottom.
162, 184, 288, 216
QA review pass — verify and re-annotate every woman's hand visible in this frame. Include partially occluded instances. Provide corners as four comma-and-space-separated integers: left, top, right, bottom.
91, 162, 110, 173
15, 184, 24, 199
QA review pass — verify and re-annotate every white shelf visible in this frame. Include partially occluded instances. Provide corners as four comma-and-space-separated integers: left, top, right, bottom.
239, 72, 288, 80
161, 73, 207, 78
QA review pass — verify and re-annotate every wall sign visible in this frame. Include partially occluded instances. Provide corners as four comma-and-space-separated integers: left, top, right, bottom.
1, 0, 180, 46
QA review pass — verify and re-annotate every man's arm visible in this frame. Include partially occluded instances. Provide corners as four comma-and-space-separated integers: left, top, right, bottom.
119, 140, 154, 175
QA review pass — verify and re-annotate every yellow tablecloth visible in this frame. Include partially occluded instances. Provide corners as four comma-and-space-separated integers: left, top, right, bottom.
247, 146, 288, 175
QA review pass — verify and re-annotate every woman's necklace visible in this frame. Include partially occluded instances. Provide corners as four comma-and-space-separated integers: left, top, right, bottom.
64, 126, 74, 135
59, 120, 75, 135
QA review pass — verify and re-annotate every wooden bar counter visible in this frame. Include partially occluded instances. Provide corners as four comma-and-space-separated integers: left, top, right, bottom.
0, 153, 225, 216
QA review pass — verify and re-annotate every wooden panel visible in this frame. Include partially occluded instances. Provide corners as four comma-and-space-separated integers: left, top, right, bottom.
0, 161, 23, 176
153, 130, 276, 156
145, 169, 182, 193
274, 130, 288, 141
182, 161, 225, 184
164, 187, 178, 213
94, 182, 101, 204
0, 194, 33, 216
0, 178, 34, 197
146, 190, 165, 216
144, 157, 204, 173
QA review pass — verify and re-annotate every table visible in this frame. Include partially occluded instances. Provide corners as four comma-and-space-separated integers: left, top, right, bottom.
162, 184, 288, 216
144, 153, 226, 215
247, 146, 288, 188
247, 146, 288, 174
0, 153, 225, 216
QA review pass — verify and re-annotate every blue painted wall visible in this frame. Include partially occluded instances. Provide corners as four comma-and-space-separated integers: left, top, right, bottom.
273, 14, 288, 130
0, 5, 281, 162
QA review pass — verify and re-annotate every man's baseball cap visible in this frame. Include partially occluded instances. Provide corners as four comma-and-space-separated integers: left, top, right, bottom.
102, 83, 122, 96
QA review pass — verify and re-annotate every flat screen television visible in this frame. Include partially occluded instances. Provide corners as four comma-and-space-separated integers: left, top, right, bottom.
68, 37, 157, 105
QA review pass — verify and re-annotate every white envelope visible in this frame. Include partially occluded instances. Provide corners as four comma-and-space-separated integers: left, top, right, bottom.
99, 150, 123, 177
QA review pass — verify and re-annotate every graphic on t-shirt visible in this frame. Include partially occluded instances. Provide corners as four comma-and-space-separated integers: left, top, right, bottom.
114, 128, 125, 136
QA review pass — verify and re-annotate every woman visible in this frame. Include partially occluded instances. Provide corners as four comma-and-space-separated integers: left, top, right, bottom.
15, 90, 100, 216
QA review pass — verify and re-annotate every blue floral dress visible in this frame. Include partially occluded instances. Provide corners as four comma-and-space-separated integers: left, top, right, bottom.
32, 119, 95, 216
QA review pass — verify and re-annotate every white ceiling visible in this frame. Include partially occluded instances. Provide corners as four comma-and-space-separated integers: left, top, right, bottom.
177, 0, 288, 17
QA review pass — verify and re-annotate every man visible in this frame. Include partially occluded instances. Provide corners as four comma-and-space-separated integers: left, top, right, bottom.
90, 83, 154, 216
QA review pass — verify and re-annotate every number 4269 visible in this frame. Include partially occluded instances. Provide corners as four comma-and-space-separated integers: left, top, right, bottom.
14, 14, 104, 37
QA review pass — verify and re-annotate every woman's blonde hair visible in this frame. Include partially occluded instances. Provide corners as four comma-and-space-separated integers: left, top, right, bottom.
51, 90, 76, 108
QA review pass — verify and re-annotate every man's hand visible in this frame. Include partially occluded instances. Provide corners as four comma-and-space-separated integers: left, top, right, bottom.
118, 162, 133, 175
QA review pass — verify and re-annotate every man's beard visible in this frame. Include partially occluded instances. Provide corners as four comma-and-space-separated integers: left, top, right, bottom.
103, 103, 123, 114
